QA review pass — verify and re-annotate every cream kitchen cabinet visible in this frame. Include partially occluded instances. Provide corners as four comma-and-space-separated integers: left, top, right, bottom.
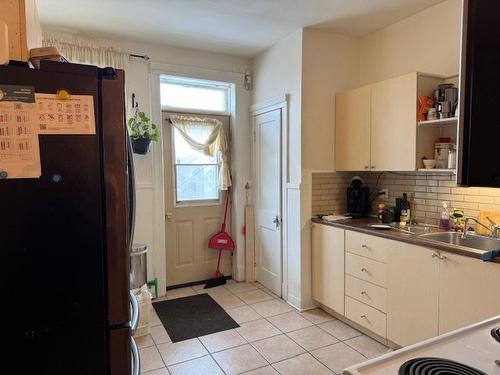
386, 242, 439, 347
370, 73, 417, 171
335, 86, 371, 171
311, 223, 345, 314
438, 251, 500, 334
0, 0, 42, 61
335, 72, 445, 172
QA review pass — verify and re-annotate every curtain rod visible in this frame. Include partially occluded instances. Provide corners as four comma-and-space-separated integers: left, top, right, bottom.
130, 54, 150, 61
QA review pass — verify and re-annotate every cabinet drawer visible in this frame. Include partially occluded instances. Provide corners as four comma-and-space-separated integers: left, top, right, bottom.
346, 231, 388, 263
346, 253, 387, 287
345, 275, 387, 313
346, 296, 387, 338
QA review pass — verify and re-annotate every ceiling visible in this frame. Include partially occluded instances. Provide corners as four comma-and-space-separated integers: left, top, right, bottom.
37, 0, 446, 58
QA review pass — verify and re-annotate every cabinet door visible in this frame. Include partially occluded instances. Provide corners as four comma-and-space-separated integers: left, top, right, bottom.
311, 224, 345, 314
0, 0, 43, 61
387, 243, 439, 346
335, 86, 371, 171
439, 252, 500, 334
371, 73, 417, 171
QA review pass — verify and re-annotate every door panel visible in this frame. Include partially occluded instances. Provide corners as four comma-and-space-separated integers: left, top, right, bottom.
255, 109, 282, 296
335, 86, 371, 171
371, 73, 417, 171
164, 113, 231, 286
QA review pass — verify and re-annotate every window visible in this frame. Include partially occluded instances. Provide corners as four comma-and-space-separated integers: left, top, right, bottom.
173, 126, 219, 204
161, 76, 230, 114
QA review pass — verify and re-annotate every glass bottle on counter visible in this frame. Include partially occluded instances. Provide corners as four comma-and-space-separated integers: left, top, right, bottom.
439, 201, 451, 230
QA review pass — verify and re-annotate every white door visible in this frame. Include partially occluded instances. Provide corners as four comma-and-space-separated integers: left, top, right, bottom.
163, 112, 232, 287
254, 109, 282, 296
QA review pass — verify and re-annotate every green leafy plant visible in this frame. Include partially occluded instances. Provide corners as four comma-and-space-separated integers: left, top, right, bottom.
127, 109, 159, 141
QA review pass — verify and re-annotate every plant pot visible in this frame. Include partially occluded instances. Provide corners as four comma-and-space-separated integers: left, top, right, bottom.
131, 138, 152, 155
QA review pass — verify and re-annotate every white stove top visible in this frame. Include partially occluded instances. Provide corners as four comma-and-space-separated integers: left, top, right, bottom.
343, 316, 500, 375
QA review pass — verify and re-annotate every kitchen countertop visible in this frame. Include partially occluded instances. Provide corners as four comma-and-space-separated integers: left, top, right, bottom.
311, 217, 500, 263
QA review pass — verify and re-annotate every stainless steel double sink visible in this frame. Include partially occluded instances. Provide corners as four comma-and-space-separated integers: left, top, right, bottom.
419, 232, 500, 252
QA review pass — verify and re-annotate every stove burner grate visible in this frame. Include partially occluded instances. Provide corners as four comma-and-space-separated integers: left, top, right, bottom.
398, 357, 487, 375
491, 327, 500, 344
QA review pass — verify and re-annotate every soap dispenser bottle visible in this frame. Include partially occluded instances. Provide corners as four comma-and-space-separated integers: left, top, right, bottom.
439, 202, 451, 230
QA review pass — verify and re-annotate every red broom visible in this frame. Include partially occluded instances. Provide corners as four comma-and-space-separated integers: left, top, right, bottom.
205, 187, 235, 288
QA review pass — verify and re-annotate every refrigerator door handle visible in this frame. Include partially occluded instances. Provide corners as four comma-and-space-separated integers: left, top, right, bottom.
130, 290, 140, 334
127, 134, 136, 254
131, 336, 140, 375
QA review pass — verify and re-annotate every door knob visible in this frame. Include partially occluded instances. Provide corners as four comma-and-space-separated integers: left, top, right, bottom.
165, 212, 173, 220
272, 216, 281, 228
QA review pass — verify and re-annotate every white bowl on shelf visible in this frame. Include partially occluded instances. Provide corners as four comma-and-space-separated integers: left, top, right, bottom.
422, 159, 436, 169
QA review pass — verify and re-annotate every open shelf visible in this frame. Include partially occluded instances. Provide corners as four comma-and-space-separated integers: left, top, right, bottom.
417, 168, 456, 174
418, 117, 458, 127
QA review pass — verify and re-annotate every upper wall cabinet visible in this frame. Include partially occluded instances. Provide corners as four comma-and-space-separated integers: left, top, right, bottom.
370, 73, 417, 171
335, 86, 371, 171
0, 0, 43, 61
336, 72, 455, 172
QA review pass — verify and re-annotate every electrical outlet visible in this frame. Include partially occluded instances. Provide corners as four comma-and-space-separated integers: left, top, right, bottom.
378, 189, 389, 200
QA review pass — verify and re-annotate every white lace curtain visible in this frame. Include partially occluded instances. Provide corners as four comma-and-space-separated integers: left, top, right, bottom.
169, 115, 231, 190
42, 38, 129, 70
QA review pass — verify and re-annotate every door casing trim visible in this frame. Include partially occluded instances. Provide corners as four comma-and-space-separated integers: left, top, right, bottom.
250, 94, 289, 299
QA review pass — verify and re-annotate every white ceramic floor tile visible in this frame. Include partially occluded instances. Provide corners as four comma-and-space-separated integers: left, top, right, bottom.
238, 289, 274, 304
311, 342, 366, 374
286, 325, 339, 351
142, 369, 169, 375
226, 305, 262, 324
272, 353, 333, 375
318, 320, 362, 341
157, 338, 208, 366
250, 300, 293, 318
150, 310, 163, 327
166, 287, 197, 300
199, 329, 247, 353
168, 355, 223, 375
150, 324, 172, 345
212, 344, 268, 375
225, 282, 259, 295
267, 311, 313, 333
198, 286, 232, 297
299, 308, 335, 325
243, 366, 279, 374
212, 293, 246, 309
135, 334, 155, 349
344, 335, 392, 359
236, 319, 281, 342
251, 334, 305, 364
139, 346, 165, 373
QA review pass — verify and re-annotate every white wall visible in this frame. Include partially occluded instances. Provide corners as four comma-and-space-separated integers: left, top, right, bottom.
300, 28, 361, 309
359, 0, 462, 85
43, 27, 252, 294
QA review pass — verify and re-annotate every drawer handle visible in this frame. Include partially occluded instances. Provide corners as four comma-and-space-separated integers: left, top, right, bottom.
361, 244, 370, 249
360, 291, 369, 297
361, 268, 369, 273
360, 314, 369, 321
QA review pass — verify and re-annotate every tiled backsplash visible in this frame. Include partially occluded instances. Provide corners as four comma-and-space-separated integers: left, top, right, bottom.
312, 171, 500, 225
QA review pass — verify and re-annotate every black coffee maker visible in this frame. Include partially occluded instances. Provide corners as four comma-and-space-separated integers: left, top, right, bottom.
347, 176, 369, 218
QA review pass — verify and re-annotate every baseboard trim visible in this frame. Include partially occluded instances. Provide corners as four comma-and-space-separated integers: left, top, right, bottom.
167, 276, 233, 291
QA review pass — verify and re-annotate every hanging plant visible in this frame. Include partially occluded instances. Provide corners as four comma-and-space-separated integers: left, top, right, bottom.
127, 108, 159, 155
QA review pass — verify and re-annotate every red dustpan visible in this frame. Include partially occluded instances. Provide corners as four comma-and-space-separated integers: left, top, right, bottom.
205, 187, 235, 288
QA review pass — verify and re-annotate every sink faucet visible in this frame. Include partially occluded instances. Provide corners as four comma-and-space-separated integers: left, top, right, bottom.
462, 216, 500, 239
486, 216, 500, 238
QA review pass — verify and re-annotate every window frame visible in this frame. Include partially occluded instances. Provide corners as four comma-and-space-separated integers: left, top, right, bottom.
160, 75, 231, 116
170, 122, 222, 208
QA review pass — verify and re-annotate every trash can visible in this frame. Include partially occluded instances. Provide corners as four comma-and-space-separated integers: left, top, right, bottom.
130, 244, 148, 290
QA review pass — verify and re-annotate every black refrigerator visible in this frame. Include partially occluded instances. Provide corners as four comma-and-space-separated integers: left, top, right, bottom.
0, 61, 139, 374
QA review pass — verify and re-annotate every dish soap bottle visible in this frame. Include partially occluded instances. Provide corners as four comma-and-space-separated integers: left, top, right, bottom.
439, 202, 451, 230
400, 193, 411, 223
